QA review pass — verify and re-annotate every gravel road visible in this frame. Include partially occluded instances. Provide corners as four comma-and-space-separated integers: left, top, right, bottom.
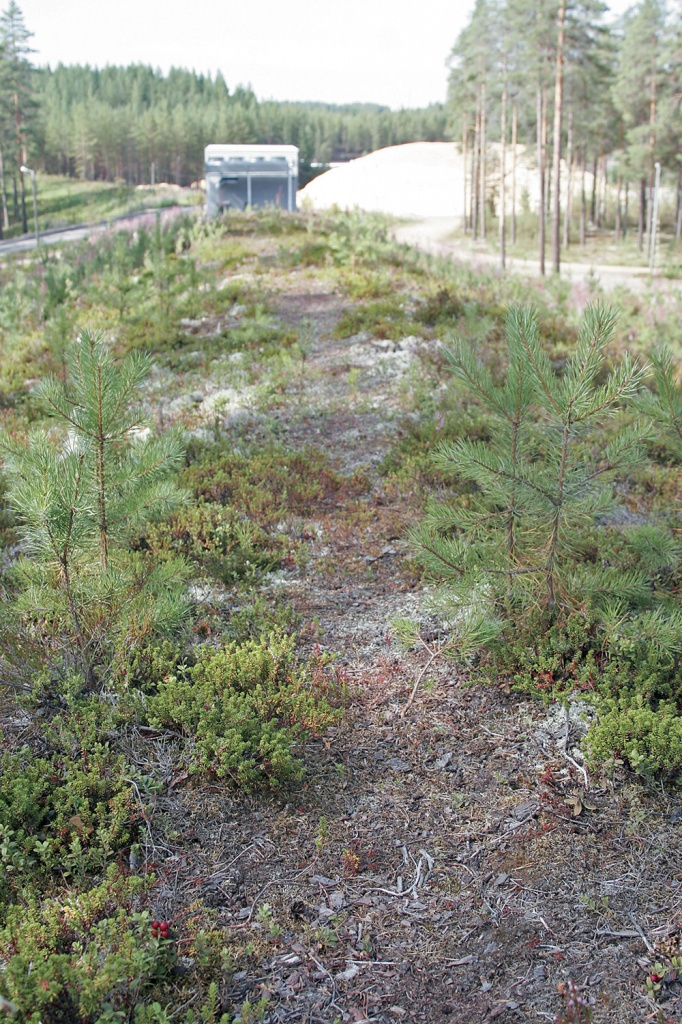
393, 216, 682, 296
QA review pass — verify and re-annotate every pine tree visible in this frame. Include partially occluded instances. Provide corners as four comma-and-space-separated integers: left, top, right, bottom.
447, 0, 497, 242
0, 330, 188, 689
613, 0, 666, 252
410, 304, 651, 648
637, 345, 682, 461
0, 1, 35, 232
507, 0, 561, 275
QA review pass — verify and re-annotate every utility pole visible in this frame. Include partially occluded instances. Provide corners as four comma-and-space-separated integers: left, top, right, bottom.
19, 165, 38, 246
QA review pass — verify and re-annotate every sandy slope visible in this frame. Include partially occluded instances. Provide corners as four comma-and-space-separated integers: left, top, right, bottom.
298, 140, 543, 219
300, 142, 465, 218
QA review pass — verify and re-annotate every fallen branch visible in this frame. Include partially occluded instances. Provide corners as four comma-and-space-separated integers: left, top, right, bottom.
401, 639, 443, 717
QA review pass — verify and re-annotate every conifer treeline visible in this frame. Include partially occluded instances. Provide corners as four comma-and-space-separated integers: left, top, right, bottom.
448, 0, 682, 271
0, 0, 447, 209
36, 64, 447, 185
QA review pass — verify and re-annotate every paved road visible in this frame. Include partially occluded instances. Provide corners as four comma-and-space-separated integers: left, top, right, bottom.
393, 217, 681, 296
0, 221, 104, 256
0, 204, 201, 258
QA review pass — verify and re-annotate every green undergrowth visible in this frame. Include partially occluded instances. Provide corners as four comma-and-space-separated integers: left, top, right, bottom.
181, 440, 364, 524
145, 501, 285, 585
142, 440, 368, 590
146, 631, 345, 789
0, 605, 342, 1017
4, 206, 682, 1018
333, 298, 429, 342
403, 303, 682, 777
0, 311, 348, 1016
0, 866, 265, 1023
0, 734, 139, 907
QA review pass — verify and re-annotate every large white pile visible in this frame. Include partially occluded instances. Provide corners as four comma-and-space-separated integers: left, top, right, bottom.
298, 140, 554, 220
299, 142, 463, 218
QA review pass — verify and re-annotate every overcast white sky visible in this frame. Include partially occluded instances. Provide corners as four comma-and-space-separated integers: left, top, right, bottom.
21, 0, 635, 110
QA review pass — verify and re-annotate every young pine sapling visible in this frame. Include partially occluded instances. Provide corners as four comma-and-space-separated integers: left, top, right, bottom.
409, 303, 651, 652
0, 329, 188, 690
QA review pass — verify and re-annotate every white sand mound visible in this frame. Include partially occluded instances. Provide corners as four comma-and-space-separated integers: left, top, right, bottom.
298, 140, 577, 220
299, 142, 465, 219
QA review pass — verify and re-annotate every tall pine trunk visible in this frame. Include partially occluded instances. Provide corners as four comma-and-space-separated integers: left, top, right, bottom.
472, 106, 480, 241
511, 100, 518, 246
638, 177, 645, 251
479, 80, 487, 241
462, 116, 469, 233
644, 51, 658, 260
0, 148, 7, 236
551, 0, 566, 274
615, 170, 622, 242
563, 110, 573, 249
537, 86, 545, 276
591, 156, 598, 224
500, 80, 507, 270
580, 148, 587, 247
543, 101, 550, 221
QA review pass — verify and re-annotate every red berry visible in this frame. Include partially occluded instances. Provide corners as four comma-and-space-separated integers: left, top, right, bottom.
152, 920, 160, 929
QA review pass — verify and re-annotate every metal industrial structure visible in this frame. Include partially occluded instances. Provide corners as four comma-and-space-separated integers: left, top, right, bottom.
204, 144, 298, 215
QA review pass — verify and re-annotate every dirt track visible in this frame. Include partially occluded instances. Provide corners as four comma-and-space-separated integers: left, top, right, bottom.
144, 238, 682, 1024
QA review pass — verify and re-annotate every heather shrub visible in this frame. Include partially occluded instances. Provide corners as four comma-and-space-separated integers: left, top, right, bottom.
147, 632, 343, 788
0, 740, 139, 906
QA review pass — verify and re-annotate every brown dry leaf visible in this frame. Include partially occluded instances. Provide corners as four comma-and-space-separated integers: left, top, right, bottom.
564, 795, 583, 817
67, 814, 92, 836
489, 1004, 510, 1020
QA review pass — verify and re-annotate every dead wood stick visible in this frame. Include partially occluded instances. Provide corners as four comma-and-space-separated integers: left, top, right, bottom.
401, 641, 442, 717
627, 913, 656, 953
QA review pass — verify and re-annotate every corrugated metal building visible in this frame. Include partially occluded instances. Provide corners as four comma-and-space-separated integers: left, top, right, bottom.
205, 144, 299, 215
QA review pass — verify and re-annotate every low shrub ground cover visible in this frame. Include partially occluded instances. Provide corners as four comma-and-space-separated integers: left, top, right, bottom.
1, 207, 682, 1020
147, 631, 345, 789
